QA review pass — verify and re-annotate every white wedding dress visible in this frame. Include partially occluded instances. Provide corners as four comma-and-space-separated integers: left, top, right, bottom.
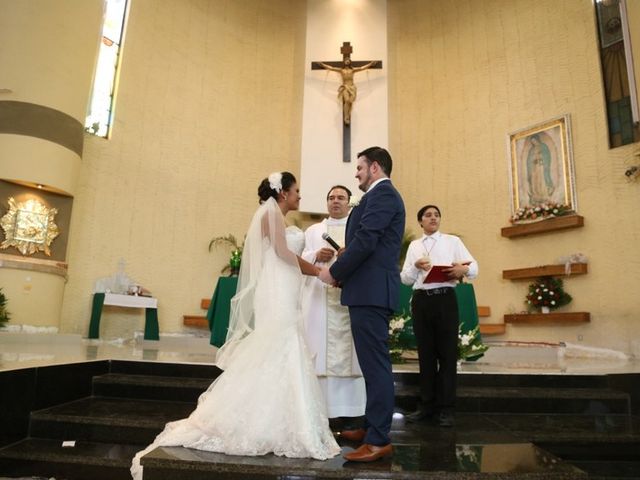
131, 200, 339, 480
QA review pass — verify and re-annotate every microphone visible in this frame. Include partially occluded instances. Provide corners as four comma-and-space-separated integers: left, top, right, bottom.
321, 232, 341, 251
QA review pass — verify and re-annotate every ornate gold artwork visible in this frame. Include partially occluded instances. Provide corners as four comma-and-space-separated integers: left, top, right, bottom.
0, 197, 59, 255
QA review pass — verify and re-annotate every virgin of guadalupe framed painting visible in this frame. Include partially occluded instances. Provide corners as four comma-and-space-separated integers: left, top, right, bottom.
507, 115, 577, 214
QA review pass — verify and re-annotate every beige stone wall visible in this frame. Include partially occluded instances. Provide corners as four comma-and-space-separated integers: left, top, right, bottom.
59, 0, 307, 338
388, 0, 640, 353
51, 0, 640, 353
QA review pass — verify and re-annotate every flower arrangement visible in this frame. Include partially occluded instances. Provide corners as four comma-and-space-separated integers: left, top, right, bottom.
510, 202, 572, 224
456, 445, 482, 471
0, 288, 10, 329
388, 312, 413, 363
458, 325, 488, 361
525, 276, 572, 312
209, 234, 244, 275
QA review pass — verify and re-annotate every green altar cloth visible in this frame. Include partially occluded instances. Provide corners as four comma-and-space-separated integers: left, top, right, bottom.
455, 282, 482, 360
88, 293, 159, 340
395, 283, 480, 352
206, 280, 479, 351
455, 282, 480, 334
207, 276, 238, 347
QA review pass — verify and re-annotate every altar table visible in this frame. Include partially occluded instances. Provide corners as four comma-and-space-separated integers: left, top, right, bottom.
88, 293, 159, 340
207, 276, 238, 347
205, 280, 479, 351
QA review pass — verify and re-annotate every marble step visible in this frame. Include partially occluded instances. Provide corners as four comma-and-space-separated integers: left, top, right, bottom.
395, 385, 631, 414
94, 372, 630, 415
109, 359, 221, 379
539, 438, 640, 479
93, 373, 214, 402
96, 369, 611, 403
0, 437, 140, 480
564, 460, 640, 480
138, 440, 585, 480
395, 371, 610, 389
29, 396, 195, 444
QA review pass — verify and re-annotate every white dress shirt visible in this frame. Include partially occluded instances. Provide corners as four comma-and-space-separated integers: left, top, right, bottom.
400, 230, 478, 290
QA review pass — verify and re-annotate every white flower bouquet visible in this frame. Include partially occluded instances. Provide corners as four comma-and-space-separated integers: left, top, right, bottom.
457, 325, 488, 361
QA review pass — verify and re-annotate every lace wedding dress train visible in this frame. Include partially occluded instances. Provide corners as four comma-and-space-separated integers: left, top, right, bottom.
131, 212, 339, 479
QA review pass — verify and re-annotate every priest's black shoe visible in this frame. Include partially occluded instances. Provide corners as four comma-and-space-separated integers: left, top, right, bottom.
405, 409, 433, 423
437, 412, 455, 427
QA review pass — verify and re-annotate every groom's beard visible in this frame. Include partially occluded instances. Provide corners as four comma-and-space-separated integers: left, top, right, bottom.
358, 172, 372, 192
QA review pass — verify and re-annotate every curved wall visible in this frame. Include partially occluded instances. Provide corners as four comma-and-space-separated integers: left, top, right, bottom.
0, 0, 104, 328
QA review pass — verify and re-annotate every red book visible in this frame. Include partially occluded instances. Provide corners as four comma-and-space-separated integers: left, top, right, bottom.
423, 262, 472, 284
423, 265, 450, 283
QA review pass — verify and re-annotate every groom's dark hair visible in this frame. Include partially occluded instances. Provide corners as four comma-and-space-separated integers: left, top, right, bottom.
357, 146, 393, 177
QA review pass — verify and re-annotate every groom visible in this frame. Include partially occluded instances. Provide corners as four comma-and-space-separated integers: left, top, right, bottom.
319, 146, 405, 462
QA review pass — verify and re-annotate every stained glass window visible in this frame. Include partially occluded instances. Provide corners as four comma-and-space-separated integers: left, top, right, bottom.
85, 0, 129, 138
594, 0, 640, 148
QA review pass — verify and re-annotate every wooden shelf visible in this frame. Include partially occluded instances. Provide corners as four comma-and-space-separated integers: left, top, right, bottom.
183, 315, 208, 328
504, 312, 590, 324
480, 323, 505, 335
503, 263, 588, 280
501, 215, 584, 238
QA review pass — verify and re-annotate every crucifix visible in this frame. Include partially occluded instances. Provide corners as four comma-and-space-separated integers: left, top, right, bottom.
312, 42, 382, 162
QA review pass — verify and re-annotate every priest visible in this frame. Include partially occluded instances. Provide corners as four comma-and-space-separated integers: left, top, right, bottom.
301, 185, 365, 429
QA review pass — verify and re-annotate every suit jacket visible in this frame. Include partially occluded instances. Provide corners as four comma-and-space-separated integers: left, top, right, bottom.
330, 180, 405, 310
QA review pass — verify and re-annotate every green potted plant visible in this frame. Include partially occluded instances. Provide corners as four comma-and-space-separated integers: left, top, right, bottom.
209, 235, 244, 276
0, 288, 10, 329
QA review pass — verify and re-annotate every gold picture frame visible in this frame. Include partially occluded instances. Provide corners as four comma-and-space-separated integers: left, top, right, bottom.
508, 115, 577, 213
0, 197, 59, 256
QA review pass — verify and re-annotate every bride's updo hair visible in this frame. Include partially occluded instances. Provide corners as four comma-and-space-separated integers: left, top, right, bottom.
258, 171, 296, 203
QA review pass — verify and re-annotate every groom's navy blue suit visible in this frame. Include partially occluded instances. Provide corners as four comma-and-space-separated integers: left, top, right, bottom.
330, 179, 405, 446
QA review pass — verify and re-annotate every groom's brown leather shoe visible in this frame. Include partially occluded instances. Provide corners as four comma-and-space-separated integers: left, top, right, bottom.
337, 428, 366, 442
344, 443, 393, 462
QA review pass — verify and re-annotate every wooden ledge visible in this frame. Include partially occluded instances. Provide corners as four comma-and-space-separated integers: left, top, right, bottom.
503, 263, 588, 280
183, 315, 208, 328
501, 215, 584, 238
0, 253, 68, 278
479, 323, 505, 335
504, 312, 590, 324
200, 298, 210, 310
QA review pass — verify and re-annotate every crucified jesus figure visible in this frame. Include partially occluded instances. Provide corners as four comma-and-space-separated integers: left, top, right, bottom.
317, 58, 379, 125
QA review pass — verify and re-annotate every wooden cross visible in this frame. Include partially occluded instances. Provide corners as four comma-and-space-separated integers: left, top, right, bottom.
312, 42, 382, 162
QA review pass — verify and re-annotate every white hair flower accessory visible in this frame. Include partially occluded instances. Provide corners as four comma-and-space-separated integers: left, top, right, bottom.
268, 172, 283, 193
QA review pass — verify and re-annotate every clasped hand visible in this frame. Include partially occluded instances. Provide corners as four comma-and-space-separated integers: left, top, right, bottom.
318, 266, 338, 286
315, 247, 335, 263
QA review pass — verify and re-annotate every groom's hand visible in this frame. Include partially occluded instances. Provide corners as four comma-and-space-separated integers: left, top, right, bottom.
318, 267, 336, 285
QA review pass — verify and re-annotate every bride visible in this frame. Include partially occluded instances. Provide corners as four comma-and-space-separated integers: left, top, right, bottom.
131, 172, 340, 479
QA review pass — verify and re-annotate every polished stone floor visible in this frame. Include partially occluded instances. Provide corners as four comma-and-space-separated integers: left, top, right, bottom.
1, 331, 639, 375
1, 332, 639, 479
